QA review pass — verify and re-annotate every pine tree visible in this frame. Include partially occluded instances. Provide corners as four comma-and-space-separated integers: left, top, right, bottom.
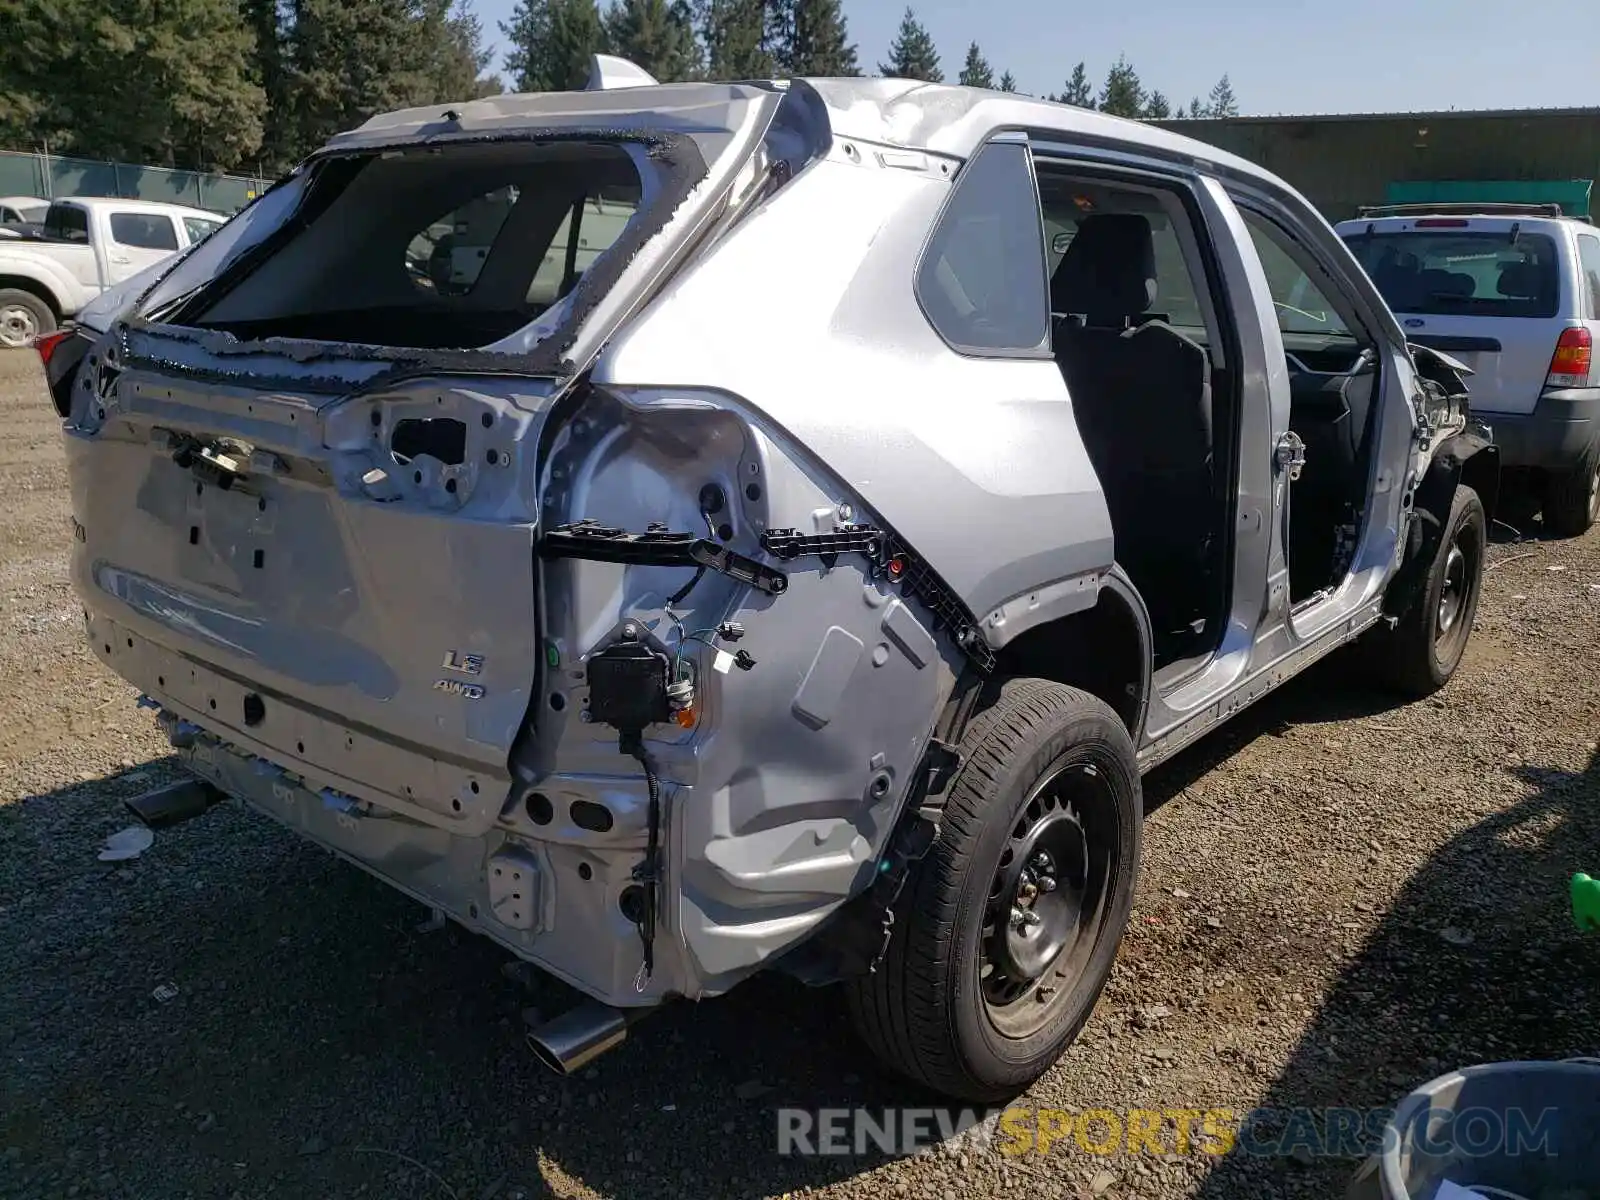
2, 0, 268, 170
605, 0, 699, 80
1059, 61, 1094, 107
997, 70, 1017, 93
1142, 90, 1170, 119
696, 0, 772, 80
1207, 73, 1238, 117
877, 7, 941, 82
1097, 54, 1143, 117
282, 0, 493, 158
502, 0, 608, 92
785, 0, 857, 75
240, 0, 290, 164
1187, 96, 1207, 118
958, 41, 993, 89
433, 0, 502, 99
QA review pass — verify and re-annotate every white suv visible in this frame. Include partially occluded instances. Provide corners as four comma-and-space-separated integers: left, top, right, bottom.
1337, 204, 1600, 534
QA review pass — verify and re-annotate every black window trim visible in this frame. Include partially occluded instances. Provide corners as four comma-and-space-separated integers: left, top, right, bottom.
912, 132, 1055, 361
1574, 229, 1600, 322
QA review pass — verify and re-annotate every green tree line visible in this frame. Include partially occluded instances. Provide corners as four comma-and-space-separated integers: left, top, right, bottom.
0, 0, 1238, 176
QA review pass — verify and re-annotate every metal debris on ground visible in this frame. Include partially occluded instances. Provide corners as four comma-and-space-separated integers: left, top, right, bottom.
151, 982, 179, 1003
98, 825, 153, 862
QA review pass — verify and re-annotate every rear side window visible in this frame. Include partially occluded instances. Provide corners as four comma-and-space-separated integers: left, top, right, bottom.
528, 190, 640, 307
406, 186, 519, 297
1576, 234, 1600, 319
188, 140, 647, 350
1344, 230, 1560, 318
183, 216, 222, 245
916, 139, 1051, 355
111, 213, 181, 251
44, 204, 88, 243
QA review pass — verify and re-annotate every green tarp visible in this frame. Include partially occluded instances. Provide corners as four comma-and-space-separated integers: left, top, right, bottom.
1384, 178, 1593, 217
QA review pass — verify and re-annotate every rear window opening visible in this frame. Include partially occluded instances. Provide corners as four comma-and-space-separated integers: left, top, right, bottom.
1344, 230, 1561, 319
180, 140, 645, 351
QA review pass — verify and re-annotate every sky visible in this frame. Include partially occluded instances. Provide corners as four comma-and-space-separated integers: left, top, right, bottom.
475, 0, 1600, 115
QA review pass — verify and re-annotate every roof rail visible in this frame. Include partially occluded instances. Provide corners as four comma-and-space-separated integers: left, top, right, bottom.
1355, 201, 1567, 219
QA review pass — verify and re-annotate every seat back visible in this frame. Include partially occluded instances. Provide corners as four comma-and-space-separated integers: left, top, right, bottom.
1049, 213, 1218, 642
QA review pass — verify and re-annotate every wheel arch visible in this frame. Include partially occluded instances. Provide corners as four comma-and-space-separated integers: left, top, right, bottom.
987, 568, 1152, 743
1384, 430, 1496, 620
0, 271, 69, 319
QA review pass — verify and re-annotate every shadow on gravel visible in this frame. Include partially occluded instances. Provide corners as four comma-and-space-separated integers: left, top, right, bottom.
0, 761, 998, 1200
1188, 743, 1600, 1200
1144, 653, 1414, 817
8, 685, 1593, 1200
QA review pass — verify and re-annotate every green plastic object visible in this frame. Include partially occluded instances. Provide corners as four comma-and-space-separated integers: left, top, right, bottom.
1383, 178, 1594, 218
1574, 873, 1600, 932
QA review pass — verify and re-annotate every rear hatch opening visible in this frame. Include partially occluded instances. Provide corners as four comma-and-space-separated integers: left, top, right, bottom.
164, 138, 650, 353
63, 130, 714, 833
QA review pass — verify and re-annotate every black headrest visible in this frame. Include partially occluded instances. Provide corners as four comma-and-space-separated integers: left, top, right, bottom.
1497, 262, 1542, 300
1051, 213, 1157, 323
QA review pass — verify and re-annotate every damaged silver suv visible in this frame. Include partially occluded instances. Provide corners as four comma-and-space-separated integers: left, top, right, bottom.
54, 57, 1498, 1102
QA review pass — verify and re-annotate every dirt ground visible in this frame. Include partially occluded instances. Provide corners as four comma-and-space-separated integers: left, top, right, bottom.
2, 347, 1598, 1200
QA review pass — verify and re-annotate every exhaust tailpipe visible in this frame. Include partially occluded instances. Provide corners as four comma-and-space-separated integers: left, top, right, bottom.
525, 999, 643, 1075
124, 778, 226, 829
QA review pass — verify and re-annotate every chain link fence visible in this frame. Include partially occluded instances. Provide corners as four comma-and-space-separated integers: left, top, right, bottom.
0, 149, 268, 215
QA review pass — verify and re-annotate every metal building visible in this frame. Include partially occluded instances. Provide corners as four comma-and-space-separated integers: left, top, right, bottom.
1154, 107, 1600, 221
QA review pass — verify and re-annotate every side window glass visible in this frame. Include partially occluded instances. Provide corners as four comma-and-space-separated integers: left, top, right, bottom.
45, 205, 89, 243
1577, 234, 1600, 319
184, 217, 222, 245
110, 213, 181, 251
526, 188, 640, 307
407, 186, 518, 297
916, 139, 1051, 354
1240, 211, 1354, 338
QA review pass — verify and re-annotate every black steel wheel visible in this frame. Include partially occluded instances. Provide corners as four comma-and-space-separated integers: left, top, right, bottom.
979, 759, 1118, 1037
847, 678, 1141, 1102
1370, 484, 1486, 697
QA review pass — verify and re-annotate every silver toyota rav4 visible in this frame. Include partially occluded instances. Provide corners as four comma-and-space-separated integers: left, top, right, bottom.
54, 58, 1498, 1102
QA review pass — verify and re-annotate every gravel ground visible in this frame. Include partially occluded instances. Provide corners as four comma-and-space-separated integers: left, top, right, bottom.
3, 347, 1598, 1200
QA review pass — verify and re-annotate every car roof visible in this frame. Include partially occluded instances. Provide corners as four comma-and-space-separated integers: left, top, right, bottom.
1333, 213, 1580, 235
51, 196, 226, 220
330, 75, 1267, 183
0, 195, 48, 207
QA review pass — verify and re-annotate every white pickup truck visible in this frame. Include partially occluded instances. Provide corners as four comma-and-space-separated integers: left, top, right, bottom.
0, 197, 225, 348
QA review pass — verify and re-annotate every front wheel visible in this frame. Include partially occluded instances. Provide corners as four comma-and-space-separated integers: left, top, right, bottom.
846, 679, 1141, 1102
1369, 484, 1486, 696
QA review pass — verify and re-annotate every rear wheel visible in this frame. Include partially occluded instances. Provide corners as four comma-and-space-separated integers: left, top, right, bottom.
846, 679, 1141, 1102
1369, 484, 1486, 696
0, 288, 54, 350
1542, 441, 1600, 537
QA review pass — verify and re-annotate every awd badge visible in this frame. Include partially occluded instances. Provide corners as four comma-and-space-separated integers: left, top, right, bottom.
434, 678, 485, 700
